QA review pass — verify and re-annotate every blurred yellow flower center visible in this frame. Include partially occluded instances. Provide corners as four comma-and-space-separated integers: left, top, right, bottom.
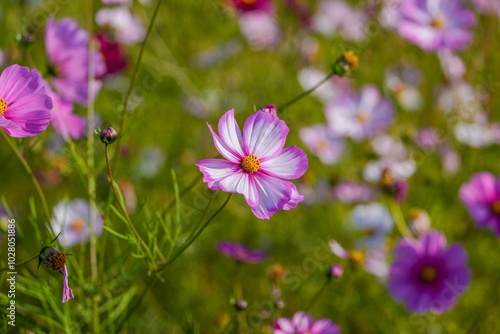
241, 154, 260, 173
420, 266, 437, 282
350, 250, 364, 264
0, 98, 7, 115
242, 0, 256, 4
356, 113, 367, 123
491, 201, 500, 215
343, 51, 359, 70
432, 18, 444, 28
71, 218, 85, 232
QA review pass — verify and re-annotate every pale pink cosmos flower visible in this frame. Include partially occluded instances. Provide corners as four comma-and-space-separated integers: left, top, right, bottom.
313, 0, 368, 41
0, 64, 52, 138
96, 7, 146, 45
326, 85, 395, 141
239, 11, 280, 50
196, 109, 308, 219
61, 265, 74, 303
397, 0, 476, 51
45, 16, 106, 105
299, 124, 344, 165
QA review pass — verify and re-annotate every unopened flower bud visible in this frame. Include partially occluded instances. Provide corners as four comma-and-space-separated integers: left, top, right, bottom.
328, 263, 344, 279
332, 51, 358, 77
99, 126, 118, 145
268, 263, 286, 283
258, 104, 278, 117
234, 299, 248, 311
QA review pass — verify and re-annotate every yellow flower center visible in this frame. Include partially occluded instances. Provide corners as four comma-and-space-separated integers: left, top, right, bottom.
242, 0, 256, 4
343, 51, 359, 70
350, 250, 364, 265
241, 154, 260, 174
71, 218, 86, 232
420, 266, 437, 282
432, 18, 444, 29
0, 98, 7, 115
491, 201, 500, 215
356, 113, 367, 123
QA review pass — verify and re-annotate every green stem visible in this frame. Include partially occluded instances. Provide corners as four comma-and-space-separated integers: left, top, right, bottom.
278, 72, 335, 113
387, 200, 413, 238
166, 193, 232, 267
115, 193, 232, 331
105, 145, 154, 262
1, 131, 51, 223
303, 279, 331, 313
85, 0, 99, 331
0, 254, 38, 272
113, 0, 163, 174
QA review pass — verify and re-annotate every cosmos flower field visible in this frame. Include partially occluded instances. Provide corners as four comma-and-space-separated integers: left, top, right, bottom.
1, 0, 500, 333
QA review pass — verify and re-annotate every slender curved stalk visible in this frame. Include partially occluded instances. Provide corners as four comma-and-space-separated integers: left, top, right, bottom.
105, 145, 154, 262
1, 131, 51, 222
0, 254, 38, 272
116, 193, 232, 331
303, 279, 330, 312
387, 200, 413, 239
278, 72, 334, 113
113, 0, 163, 174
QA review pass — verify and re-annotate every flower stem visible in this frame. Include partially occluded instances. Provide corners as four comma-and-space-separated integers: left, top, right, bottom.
113, 0, 163, 174
115, 192, 232, 331
1, 131, 51, 223
303, 279, 330, 313
104, 145, 154, 262
85, 0, 99, 330
0, 253, 38, 272
387, 199, 413, 239
278, 72, 335, 113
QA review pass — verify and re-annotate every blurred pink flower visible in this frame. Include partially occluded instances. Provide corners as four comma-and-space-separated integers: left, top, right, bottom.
332, 181, 377, 204
96, 7, 146, 45
313, 0, 368, 41
326, 85, 395, 141
274, 311, 340, 334
397, 0, 475, 51
230, 0, 272, 13
300, 125, 344, 165
385, 64, 423, 112
51, 199, 104, 248
102, 0, 130, 4
0, 64, 52, 138
473, 0, 500, 17
196, 109, 308, 219
239, 11, 280, 50
45, 16, 105, 105
96, 33, 128, 77
46, 85, 86, 141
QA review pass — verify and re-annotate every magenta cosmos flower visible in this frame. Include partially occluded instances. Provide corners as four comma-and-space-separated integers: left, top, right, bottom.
196, 109, 308, 219
230, 0, 272, 13
45, 16, 105, 105
0, 64, 52, 138
459, 172, 500, 236
274, 311, 340, 334
397, 0, 475, 51
388, 230, 471, 313
326, 85, 394, 141
217, 241, 268, 263
45, 84, 85, 141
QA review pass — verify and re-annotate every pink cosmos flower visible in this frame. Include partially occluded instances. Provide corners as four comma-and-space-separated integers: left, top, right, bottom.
96, 33, 128, 77
459, 172, 500, 236
95, 7, 146, 45
45, 16, 106, 105
0, 64, 52, 138
239, 12, 280, 50
230, 0, 272, 13
46, 85, 86, 141
273, 311, 340, 334
326, 85, 395, 141
313, 0, 368, 41
299, 124, 344, 165
388, 230, 470, 313
397, 0, 476, 51
196, 109, 308, 219
51, 199, 104, 248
